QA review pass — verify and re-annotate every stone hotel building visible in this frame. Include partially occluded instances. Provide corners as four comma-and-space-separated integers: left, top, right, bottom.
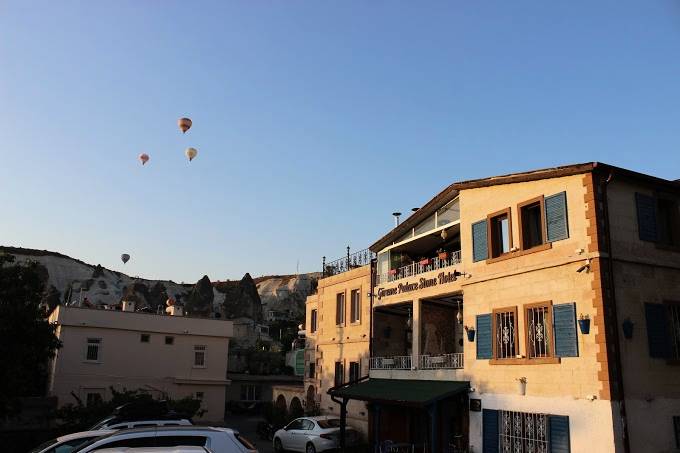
306, 163, 680, 453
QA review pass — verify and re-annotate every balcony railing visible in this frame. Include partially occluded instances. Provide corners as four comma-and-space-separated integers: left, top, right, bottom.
419, 353, 464, 369
370, 353, 464, 370
323, 247, 375, 278
369, 355, 412, 370
376, 250, 461, 284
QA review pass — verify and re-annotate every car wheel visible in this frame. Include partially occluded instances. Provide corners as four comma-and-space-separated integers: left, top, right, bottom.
306, 442, 317, 453
274, 437, 285, 453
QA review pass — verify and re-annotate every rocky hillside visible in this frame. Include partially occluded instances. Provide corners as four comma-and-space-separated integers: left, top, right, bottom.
254, 273, 320, 320
0, 246, 316, 322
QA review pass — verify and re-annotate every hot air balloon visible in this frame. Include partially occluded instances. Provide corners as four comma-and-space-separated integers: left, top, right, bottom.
121, 254, 130, 264
185, 147, 198, 162
178, 117, 192, 134
138, 153, 149, 165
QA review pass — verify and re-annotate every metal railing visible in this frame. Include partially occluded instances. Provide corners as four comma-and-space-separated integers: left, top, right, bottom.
369, 355, 412, 370
419, 353, 464, 369
376, 250, 461, 284
370, 353, 464, 370
323, 247, 376, 277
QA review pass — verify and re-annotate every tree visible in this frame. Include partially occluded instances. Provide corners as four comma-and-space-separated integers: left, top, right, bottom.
0, 253, 61, 418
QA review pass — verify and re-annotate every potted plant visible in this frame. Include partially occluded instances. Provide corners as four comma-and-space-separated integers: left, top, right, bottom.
464, 325, 475, 342
517, 377, 527, 396
437, 248, 448, 260
578, 314, 591, 335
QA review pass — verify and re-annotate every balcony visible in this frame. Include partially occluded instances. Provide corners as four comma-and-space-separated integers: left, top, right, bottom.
371, 297, 465, 376
370, 353, 463, 370
322, 247, 375, 278
376, 250, 461, 285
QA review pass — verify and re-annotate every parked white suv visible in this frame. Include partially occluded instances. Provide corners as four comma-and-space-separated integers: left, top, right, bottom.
28, 430, 115, 453
72, 426, 257, 453
273, 416, 360, 453
89, 416, 193, 430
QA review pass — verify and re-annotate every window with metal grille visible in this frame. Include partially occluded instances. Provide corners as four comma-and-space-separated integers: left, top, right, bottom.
525, 303, 553, 359
334, 362, 344, 387
240, 384, 262, 401
350, 289, 361, 323
670, 303, 680, 360
86, 391, 103, 406
193, 345, 206, 367
499, 410, 549, 453
309, 362, 315, 378
493, 308, 518, 359
349, 361, 360, 382
310, 309, 318, 333
86, 338, 101, 362
336, 293, 345, 326
165, 336, 174, 345
140, 333, 150, 343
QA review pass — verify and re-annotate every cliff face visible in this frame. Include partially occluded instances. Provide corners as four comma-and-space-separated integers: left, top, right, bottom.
255, 273, 320, 320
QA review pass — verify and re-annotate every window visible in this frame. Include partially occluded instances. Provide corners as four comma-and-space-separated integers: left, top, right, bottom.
86, 392, 103, 406
287, 419, 304, 430
669, 303, 680, 360
493, 307, 518, 359
194, 391, 204, 400
85, 338, 101, 362
499, 410, 550, 452
350, 289, 361, 323
155, 436, 208, 447
140, 334, 150, 343
349, 361, 360, 382
488, 208, 512, 258
309, 362, 316, 378
525, 302, 553, 359
437, 198, 460, 227
336, 293, 345, 326
301, 419, 315, 430
240, 384, 262, 401
519, 196, 545, 250
674, 416, 680, 448
310, 309, 318, 333
658, 197, 680, 246
165, 336, 174, 345
334, 362, 344, 387
193, 345, 206, 367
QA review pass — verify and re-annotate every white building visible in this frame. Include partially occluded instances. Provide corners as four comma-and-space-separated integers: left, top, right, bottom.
47, 305, 233, 423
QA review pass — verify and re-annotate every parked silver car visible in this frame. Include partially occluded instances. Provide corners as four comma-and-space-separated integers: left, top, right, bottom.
273, 416, 360, 453
72, 426, 257, 453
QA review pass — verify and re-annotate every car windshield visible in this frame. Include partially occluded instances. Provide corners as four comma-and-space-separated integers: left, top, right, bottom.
28, 438, 58, 453
317, 419, 342, 429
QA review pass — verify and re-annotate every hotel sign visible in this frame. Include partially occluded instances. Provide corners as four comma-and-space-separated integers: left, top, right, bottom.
376, 270, 460, 300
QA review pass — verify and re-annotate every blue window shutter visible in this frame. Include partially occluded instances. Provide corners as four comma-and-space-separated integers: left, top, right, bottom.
553, 303, 578, 357
549, 415, 571, 453
483, 409, 499, 453
644, 303, 671, 359
476, 314, 493, 359
545, 192, 569, 242
636, 193, 658, 242
472, 220, 488, 262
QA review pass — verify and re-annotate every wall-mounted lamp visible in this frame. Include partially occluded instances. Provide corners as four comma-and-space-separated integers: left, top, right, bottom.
576, 258, 591, 273
622, 318, 634, 339
456, 300, 463, 324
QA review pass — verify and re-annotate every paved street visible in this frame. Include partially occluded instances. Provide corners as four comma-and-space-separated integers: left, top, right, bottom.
223, 414, 274, 453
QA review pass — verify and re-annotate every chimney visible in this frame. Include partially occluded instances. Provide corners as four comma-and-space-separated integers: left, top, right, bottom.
122, 300, 135, 312
392, 212, 402, 227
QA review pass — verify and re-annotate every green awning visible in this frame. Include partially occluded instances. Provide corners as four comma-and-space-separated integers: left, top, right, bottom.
329, 379, 469, 407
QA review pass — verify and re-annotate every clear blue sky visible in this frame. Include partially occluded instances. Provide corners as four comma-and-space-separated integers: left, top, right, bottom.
1, 1, 679, 282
